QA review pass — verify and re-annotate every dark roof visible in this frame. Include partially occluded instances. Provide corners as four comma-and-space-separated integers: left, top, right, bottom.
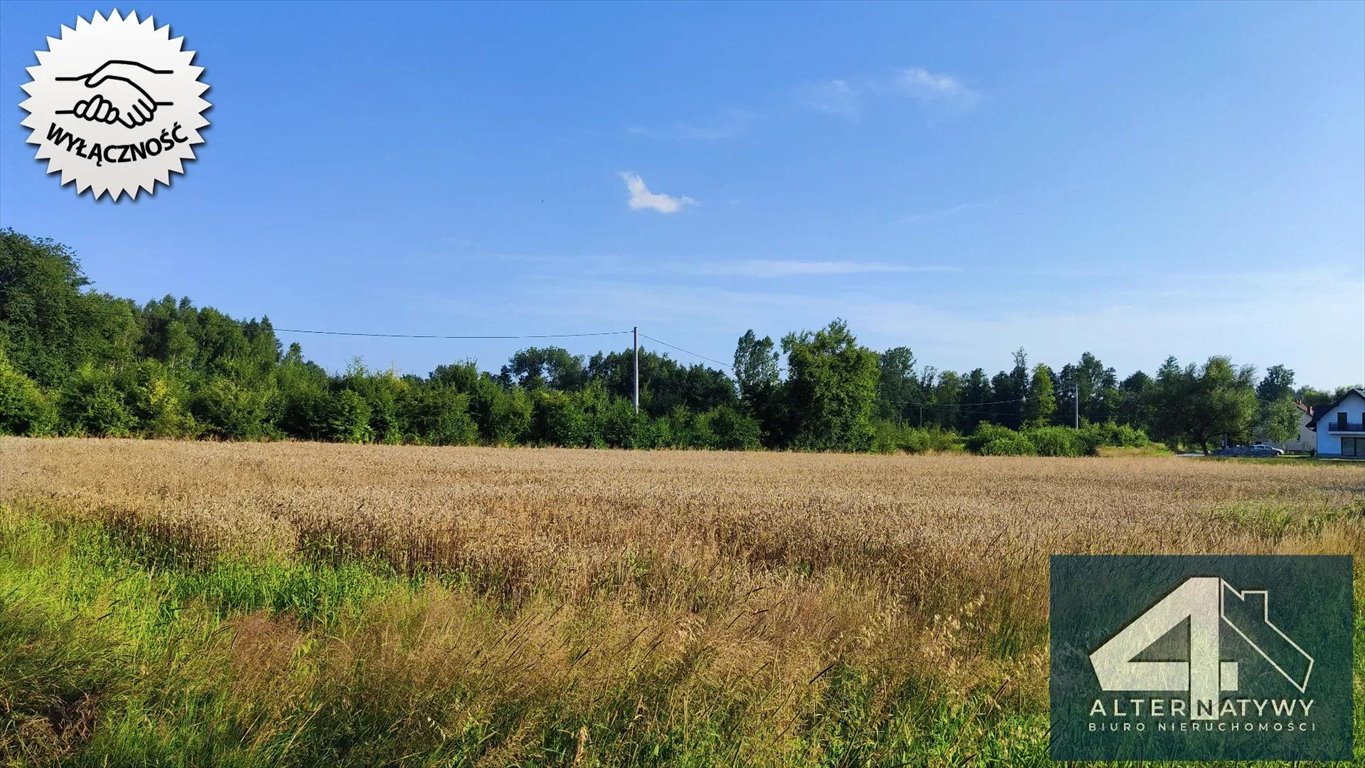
1305, 388, 1365, 429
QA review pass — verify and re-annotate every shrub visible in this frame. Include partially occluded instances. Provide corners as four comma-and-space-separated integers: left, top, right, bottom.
469, 377, 531, 445
530, 389, 589, 447
1022, 426, 1085, 457
966, 423, 1036, 456
871, 420, 935, 454
279, 384, 330, 440
594, 396, 647, 449
0, 353, 57, 436
871, 422, 963, 455
126, 362, 197, 438
400, 385, 477, 446
1082, 422, 1150, 449
58, 365, 136, 437
192, 377, 276, 440
325, 389, 374, 444
697, 404, 762, 451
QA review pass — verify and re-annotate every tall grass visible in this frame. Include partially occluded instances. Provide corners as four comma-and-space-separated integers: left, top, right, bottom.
1, 437, 1362, 765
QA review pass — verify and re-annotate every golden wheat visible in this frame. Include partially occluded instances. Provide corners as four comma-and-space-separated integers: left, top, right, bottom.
1, 437, 1361, 763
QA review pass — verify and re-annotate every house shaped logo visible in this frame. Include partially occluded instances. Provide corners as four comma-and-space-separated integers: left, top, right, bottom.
1051, 555, 1352, 761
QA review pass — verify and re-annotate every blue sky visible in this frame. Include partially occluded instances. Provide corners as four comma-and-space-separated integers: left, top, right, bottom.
2, 1, 1362, 388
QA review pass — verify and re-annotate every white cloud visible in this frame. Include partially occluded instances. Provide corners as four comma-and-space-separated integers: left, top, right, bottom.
799, 67, 978, 121
892, 67, 978, 106
618, 172, 697, 214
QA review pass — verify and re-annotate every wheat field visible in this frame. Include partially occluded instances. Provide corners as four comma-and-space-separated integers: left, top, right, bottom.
1, 437, 1362, 766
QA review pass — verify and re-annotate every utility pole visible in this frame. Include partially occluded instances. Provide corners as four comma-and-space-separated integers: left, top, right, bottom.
1073, 383, 1079, 429
632, 326, 639, 414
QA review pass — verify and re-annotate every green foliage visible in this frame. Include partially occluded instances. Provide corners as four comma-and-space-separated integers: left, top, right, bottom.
277, 350, 331, 440
964, 422, 1150, 457
0, 351, 57, 436
1023, 364, 1056, 427
400, 385, 477, 446
501, 346, 586, 391
1257, 396, 1301, 445
192, 376, 276, 440
324, 389, 374, 444
870, 421, 953, 454
340, 362, 407, 444
1079, 422, 1149, 450
874, 346, 919, 422
57, 365, 136, 437
967, 423, 1036, 456
1, 229, 136, 387
592, 392, 648, 449
0, 228, 1346, 457
1154, 356, 1258, 454
696, 404, 762, 450
531, 389, 590, 447
125, 361, 197, 438
1025, 426, 1085, 457
782, 319, 880, 452
468, 376, 532, 445
1256, 364, 1295, 403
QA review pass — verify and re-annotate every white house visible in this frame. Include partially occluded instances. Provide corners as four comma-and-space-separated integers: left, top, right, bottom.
1306, 389, 1365, 458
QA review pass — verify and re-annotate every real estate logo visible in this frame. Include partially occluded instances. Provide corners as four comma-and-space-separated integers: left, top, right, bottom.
20, 10, 211, 200
1050, 555, 1352, 761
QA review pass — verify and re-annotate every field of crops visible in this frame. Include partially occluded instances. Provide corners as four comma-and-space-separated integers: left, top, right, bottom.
1, 437, 1362, 766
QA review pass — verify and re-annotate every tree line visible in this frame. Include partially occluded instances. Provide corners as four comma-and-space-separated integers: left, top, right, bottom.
1, 230, 1356, 454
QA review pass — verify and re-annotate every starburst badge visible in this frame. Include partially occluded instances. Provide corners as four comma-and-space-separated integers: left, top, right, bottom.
20, 10, 211, 201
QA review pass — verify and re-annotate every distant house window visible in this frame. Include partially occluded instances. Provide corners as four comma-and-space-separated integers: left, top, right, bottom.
1339, 412, 1349, 429
1345, 437, 1363, 458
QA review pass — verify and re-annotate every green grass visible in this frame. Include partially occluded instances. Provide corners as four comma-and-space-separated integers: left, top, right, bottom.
1095, 444, 1175, 458
0, 506, 1360, 767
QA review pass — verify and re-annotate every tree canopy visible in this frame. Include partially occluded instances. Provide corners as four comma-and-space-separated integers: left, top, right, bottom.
2, 229, 1354, 455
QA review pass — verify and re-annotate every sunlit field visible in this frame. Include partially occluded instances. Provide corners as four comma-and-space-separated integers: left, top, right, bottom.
1, 437, 1361, 767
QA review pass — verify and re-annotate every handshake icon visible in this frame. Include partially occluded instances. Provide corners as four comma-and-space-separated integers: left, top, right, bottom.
56, 60, 174, 129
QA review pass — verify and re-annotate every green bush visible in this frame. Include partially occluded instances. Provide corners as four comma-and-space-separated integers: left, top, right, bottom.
0, 353, 57, 436
126, 362, 197, 438
592, 396, 646, 448
325, 389, 374, 444
400, 385, 477, 446
869, 422, 963, 454
1081, 422, 1150, 449
278, 383, 330, 440
966, 423, 1036, 456
530, 389, 589, 447
57, 365, 136, 437
192, 377, 276, 440
697, 404, 762, 450
469, 377, 531, 445
1022, 425, 1085, 457
967, 422, 1150, 458
342, 365, 407, 444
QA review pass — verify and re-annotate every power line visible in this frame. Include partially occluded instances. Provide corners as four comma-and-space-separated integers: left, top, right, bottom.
274, 327, 631, 340
638, 332, 733, 371
925, 396, 1030, 408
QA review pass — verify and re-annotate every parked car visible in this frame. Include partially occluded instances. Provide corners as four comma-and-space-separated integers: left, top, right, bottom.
1213, 444, 1284, 457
